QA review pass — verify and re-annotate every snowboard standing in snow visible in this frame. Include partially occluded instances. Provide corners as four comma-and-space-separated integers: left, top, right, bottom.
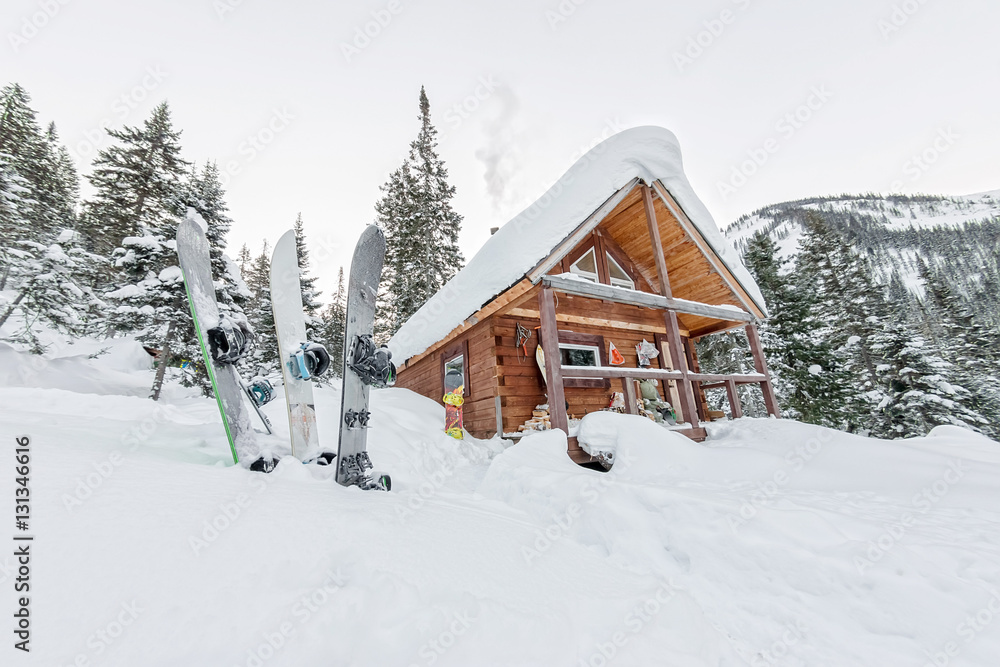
337, 226, 394, 491
443, 368, 464, 439
271, 230, 331, 462
242, 376, 275, 434
176, 213, 273, 471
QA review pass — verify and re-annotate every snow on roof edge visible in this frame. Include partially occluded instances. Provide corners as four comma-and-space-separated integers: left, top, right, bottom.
389, 126, 767, 365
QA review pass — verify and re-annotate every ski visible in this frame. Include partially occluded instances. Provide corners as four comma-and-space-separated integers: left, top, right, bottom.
336, 225, 394, 491
271, 229, 331, 462
176, 211, 274, 471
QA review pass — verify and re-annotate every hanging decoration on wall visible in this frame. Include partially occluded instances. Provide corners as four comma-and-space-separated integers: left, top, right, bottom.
636, 339, 659, 367
609, 341, 625, 366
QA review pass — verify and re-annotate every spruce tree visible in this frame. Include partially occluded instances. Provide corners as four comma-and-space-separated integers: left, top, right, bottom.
243, 240, 278, 375
377, 86, 464, 336
743, 231, 849, 426
292, 213, 322, 339
81, 102, 189, 258
318, 266, 347, 377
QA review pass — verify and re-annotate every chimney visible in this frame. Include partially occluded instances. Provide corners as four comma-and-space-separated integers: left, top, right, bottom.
490, 227, 499, 235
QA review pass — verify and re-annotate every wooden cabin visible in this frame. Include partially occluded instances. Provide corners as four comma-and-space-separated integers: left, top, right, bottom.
388, 127, 778, 464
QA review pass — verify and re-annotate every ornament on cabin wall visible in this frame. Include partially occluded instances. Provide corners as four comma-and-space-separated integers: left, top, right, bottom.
636, 339, 658, 367
609, 341, 625, 366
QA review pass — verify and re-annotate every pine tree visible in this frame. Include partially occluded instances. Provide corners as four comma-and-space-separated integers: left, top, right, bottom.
318, 267, 347, 377
743, 231, 849, 426
236, 243, 252, 278
243, 240, 278, 375
177, 162, 249, 316
377, 86, 464, 336
292, 213, 322, 339
81, 102, 189, 258
795, 213, 887, 432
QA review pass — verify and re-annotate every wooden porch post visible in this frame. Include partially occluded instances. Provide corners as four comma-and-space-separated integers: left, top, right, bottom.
642, 183, 701, 427
725, 379, 743, 419
539, 287, 570, 433
745, 323, 780, 418
622, 377, 639, 415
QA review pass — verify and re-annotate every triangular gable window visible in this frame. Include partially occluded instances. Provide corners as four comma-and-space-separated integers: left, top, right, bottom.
607, 253, 635, 290
569, 248, 599, 283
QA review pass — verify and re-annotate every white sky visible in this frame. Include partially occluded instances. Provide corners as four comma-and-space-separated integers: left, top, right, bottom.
5, 0, 998, 299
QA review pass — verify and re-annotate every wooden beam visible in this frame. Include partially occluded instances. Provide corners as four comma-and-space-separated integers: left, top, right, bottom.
540, 275, 752, 322
527, 179, 640, 282
504, 307, 680, 336
559, 366, 683, 380
663, 310, 700, 427
642, 183, 673, 298
652, 182, 766, 320
745, 323, 780, 418
539, 287, 569, 433
622, 377, 639, 415
725, 379, 743, 419
688, 372, 767, 383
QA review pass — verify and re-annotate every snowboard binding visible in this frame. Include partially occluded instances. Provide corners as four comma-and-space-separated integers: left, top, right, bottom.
339, 451, 391, 491
247, 377, 275, 407
348, 335, 396, 388
208, 314, 253, 364
344, 408, 371, 430
288, 342, 331, 381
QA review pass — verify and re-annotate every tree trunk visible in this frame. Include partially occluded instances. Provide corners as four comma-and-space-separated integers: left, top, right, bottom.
0, 288, 27, 331
149, 317, 176, 401
0, 265, 10, 291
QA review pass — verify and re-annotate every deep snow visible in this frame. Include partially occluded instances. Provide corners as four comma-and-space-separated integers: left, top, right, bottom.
1, 339, 999, 666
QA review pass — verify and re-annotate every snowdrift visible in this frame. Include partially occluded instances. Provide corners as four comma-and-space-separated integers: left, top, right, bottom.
1, 347, 998, 666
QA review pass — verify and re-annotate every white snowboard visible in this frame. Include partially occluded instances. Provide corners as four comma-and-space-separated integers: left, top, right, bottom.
270, 229, 322, 461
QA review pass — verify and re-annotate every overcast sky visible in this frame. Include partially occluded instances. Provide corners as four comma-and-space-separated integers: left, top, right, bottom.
5, 0, 998, 298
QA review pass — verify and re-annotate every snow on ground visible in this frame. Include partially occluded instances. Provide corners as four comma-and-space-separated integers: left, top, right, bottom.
1, 345, 999, 666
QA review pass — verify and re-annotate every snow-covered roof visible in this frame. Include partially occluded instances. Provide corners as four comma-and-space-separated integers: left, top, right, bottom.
389, 126, 766, 365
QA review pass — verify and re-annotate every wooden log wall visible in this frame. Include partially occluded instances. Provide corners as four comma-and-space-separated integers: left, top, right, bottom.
393, 318, 501, 438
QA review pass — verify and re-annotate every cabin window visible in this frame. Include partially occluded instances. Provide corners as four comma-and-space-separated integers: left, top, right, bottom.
441, 340, 471, 396
555, 331, 610, 389
606, 253, 635, 290
569, 248, 599, 283
559, 343, 600, 369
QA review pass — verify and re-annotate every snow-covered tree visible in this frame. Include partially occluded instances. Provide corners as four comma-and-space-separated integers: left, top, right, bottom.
377, 86, 464, 336
81, 102, 189, 258
317, 266, 346, 377
743, 231, 849, 427
293, 213, 322, 340
869, 317, 989, 437
242, 240, 278, 375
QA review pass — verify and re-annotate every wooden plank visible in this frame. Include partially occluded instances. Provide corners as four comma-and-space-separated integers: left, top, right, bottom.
653, 183, 765, 319
504, 307, 668, 335
726, 379, 743, 419
663, 310, 700, 427
642, 183, 672, 298
745, 323, 780, 417
539, 287, 569, 433
622, 377, 638, 415
541, 275, 751, 322
527, 179, 640, 282
689, 372, 766, 383
557, 366, 683, 380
